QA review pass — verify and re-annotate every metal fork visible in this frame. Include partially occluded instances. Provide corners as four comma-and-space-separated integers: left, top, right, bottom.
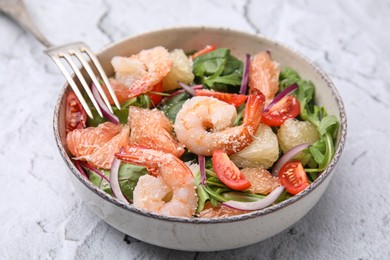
0, 0, 120, 118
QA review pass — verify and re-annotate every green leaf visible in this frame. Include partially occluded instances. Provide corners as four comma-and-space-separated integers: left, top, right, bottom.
299, 97, 310, 121
274, 190, 292, 204
117, 163, 148, 202
279, 67, 301, 90
204, 70, 243, 87
210, 198, 219, 207
87, 163, 148, 202
233, 104, 245, 126
193, 169, 210, 213
196, 185, 209, 213
223, 54, 243, 75
88, 169, 112, 195
158, 92, 190, 122
206, 177, 227, 188
165, 101, 186, 122
193, 48, 229, 78
221, 192, 265, 202
306, 132, 335, 173
296, 80, 315, 105
318, 115, 339, 137
204, 186, 228, 202
309, 145, 325, 166
193, 48, 243, 91
160, 92, 190, 109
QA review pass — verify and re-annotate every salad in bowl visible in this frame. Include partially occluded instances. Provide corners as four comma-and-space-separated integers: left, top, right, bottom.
54, 27, 346, 251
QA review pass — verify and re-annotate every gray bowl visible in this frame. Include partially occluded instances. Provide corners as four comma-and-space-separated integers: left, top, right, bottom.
53, 27, 347, 251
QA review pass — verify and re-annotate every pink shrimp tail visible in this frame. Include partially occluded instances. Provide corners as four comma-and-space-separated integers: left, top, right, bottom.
116, 145, 161, 168
127, 82, 154, 99
243, 89, 265, 134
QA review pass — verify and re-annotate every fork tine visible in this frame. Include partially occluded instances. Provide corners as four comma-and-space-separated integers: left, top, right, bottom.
82, 47, 121, 110
61, 53, 104, 118
50, 56, 94, 119
71, 49, 114, 114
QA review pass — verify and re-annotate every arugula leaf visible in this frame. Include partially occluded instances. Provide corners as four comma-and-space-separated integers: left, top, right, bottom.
206, 177, 227, 188
193, 48, 243, 92
193, 169, 210, 213
309, 141, 326, 165
233, 104, 245, 126
274, 190, 293, 204
89, 169, 112, 195
224, 54, 243, 75
204, 186, 228, 203
193, 48, 229, 77
158, 92, 190, 122
221, 192, 265, 202
318, 115, 339, 137
279, 67, 301, 89
196, 185, 209, 213
87, 163, 148, 202
117, 163, 148, 201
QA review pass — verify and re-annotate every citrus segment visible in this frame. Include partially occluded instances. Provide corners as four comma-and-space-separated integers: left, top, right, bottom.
162, 49, 194, 91
67, 122, 122, 157
277, 118, 320, 154
230, 124, 279, 169
248, 51, 280, 103
241, 168, 280, 195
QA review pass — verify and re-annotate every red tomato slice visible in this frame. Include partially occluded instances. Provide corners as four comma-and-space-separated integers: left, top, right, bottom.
212, 149, 251, 191
65, 91, 87, 134
147, 81, 163, 107
278, 161, 310, 195
195, 89, 247, 107
261, 95, 300, 126
191, 44, 217, 59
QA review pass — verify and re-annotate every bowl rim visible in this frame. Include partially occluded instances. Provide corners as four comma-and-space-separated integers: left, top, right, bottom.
53, 26, 347, 224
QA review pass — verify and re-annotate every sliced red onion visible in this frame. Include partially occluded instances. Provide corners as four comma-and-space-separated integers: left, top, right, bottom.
170, 84, 203, 96
239, 53, 251, 94
223, 186, 284, 211
110, 157, 128, 203
91, 83, 120, 124
264, 83, 298, 112
198, 155, 206, 186
79, 161, 110, 182
74, 160, 89, 179
178, 82, 196, 96
272, 143, 310, 177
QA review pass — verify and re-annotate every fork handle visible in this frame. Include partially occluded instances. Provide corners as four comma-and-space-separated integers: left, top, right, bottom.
0, 0, 53, 47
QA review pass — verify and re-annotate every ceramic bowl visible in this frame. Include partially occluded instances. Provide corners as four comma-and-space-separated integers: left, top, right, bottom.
53, 27, 347, 251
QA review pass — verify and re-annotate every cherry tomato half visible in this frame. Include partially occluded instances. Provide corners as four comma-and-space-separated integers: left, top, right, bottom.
261, 95, 300, 126
195, 89, 247, 107
147, 81, 163, 107
278, 161, 310, 195
65, 91, 87, 134
212, 149, 251, 191
191, 44, 217, 59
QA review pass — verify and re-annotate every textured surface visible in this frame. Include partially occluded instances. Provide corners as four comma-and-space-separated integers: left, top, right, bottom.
0, 0, 389, 259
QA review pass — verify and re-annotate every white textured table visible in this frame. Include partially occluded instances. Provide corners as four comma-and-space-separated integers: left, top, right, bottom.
1, 0, 389, 259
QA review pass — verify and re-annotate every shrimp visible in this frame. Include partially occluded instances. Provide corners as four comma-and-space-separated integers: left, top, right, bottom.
111, 46, 173, 99
174, 90, 265, 156
116, 146, 197, 217
128, 106, 184, 157
248, 51, 280, 104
